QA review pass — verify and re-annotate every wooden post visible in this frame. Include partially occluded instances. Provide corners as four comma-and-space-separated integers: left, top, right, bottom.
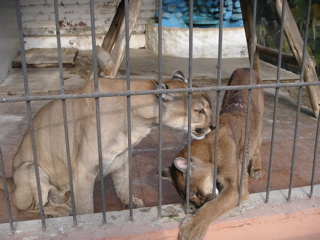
108, 0, 143, 78
101, 0, 125, 53
96, 46, 114, 76
240, 0, 260, 76
275, 0, 320, 118
86, 0, 125, 82
87, 0, 143, 81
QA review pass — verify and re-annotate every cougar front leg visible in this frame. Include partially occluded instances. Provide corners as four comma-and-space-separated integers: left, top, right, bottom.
250, 151, 264, 179
73, 163, 96, 215
179, 183, 239, 240
111, 153, 145, 209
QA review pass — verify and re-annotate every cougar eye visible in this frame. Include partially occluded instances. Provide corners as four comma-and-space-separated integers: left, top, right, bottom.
190, 191, 201, 198
196, 191, 202, 198
197, 109, 206, 114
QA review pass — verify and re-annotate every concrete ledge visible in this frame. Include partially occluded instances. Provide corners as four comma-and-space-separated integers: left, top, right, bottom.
1, 185, 320, 240
23, 34, 146, 51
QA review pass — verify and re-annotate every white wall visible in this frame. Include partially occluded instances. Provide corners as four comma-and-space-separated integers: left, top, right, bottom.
20, 0, 156, 50
0, 0, 19, 83
146, 24, 248, 58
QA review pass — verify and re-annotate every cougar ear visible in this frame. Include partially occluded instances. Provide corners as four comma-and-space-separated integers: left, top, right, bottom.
152, 80, 175, 101
174, 157, 189, 174
172, 70, 188, 83
161, 167, 173, 182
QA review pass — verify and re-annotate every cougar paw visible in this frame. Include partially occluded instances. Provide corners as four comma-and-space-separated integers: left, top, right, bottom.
133, 197, 145, 208
250, 168, 265, 179
178, 215, 207, 240
122, 197, 145, 209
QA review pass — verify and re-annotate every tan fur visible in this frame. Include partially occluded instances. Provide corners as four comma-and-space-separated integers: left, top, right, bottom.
0, 71, 213, 217
162, 68, 264, 240
0, 177, 15, 193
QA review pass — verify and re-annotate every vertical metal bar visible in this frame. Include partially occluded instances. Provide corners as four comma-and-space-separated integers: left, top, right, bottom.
0, 148, 14, 233
213, 0, 225, 199
185, 0, 193, 214
266, 0, 286, 203
124, 0, 134, 221
310, 110, 320, 198
288, 0, 311, 201
157, 0, 163, 84
53, 0, 77, 225
89, 0, 107, 223
237, 0, 257, 206
15, 0, 47, 230
157, 0, 163, 218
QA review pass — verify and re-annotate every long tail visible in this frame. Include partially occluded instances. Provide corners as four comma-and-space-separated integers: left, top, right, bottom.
0, 177, 15, 193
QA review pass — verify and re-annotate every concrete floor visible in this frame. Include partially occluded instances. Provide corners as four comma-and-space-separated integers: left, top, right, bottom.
0, 49, 319, 224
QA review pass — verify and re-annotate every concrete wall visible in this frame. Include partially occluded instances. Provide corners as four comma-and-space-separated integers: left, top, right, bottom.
146, 24, 248, 58
19, 0, 156, 50
0, 1, 19, 83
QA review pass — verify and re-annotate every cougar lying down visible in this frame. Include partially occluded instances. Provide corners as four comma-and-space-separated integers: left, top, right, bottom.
0, 70, 213, 217
162, 68, 265, 240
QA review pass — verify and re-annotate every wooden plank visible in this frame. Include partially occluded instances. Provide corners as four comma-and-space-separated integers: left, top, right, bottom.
62, 48, 78, 64
256, 44, 298, 65
12, 48, 78, 68
275, 0, 320, 118
26, 49, 46, 65
12, 48, 39, 67
43, 53, 60, 64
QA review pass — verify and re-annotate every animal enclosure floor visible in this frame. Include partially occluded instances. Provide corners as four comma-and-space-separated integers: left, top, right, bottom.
0, 49, 319, 224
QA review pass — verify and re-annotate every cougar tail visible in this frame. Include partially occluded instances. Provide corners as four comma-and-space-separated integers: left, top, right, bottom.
0, 177, 15, 193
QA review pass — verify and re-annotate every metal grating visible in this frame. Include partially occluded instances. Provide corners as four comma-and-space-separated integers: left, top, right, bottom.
0, 0, 319, 237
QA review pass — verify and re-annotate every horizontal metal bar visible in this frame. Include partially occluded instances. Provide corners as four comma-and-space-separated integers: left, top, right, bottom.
1, 81, 319, 103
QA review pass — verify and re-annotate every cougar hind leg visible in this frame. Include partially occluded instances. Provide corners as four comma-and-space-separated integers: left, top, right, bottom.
250, 135, 265, 179
45, 188, 72, 217
13, 162, 58, 214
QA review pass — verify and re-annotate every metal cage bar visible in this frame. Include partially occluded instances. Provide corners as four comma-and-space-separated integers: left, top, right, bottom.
310, 111, 320, 198
185, 0, 194, 214
212, 0, 224, 201
124, 0, 134, 220
53, 0, 77, 226
265, 0, 287, 203
0, 0, 319, 237
1, 80, 320, 104
237, 0, 257, 206
157, 0, 164, 218
14, 0, 47, 231
89, 0, 107, 223
288, 0, 312, 201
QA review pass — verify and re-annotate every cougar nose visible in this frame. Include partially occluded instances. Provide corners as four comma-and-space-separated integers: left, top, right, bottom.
205, 193, 213, 202
210, 126, 215, 130
195, 128, 203, 134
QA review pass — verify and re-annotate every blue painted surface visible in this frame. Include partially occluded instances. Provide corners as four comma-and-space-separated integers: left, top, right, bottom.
157, 0, 243, 28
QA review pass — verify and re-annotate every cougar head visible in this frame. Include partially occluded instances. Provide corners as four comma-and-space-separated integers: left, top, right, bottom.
153, 70, 214, 140
162, 133, 219, 207
162, 157, 219, 207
